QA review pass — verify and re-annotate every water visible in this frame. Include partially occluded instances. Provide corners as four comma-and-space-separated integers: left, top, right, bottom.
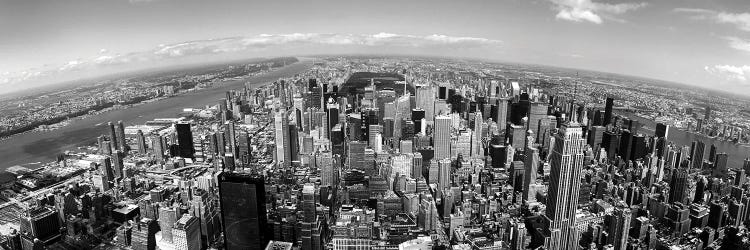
0, 60, 313, 170
620, 112, 750, 168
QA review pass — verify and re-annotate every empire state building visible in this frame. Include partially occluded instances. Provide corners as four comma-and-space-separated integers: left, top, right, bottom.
544, 122, 585, 250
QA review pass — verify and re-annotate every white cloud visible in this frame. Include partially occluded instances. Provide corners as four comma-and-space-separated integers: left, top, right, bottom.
675, 8, 750, 32
549, 0, 647, 24
724, 37, 750, 53
716, 12, 750, 32
705, 65, 750, 83
150, 33, 501, 58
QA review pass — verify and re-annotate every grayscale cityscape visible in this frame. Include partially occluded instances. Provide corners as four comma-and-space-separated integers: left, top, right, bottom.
1, 1, 750, 250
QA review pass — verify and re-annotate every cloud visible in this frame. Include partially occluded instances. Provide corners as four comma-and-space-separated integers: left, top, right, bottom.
705, 65, 750, 83
0, 32, 502, 86
549, 0, 647, 24
675, 8, 750, 32
150, 33, 500, 58
724, 37, 750, 53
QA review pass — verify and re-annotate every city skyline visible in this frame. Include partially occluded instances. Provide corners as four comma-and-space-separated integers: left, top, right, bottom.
2, 0, 750, 95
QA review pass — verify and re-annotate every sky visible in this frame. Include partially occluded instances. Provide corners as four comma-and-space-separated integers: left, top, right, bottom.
1, 0, 749, 94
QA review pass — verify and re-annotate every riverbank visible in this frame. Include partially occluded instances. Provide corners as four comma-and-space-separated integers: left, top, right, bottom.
0, 60, 313, 170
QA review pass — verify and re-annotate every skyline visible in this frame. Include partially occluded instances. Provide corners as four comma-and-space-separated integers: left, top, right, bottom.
2, 0, 750, 94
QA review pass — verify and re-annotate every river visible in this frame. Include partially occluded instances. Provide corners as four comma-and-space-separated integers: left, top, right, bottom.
619, 112, 750, 168
0, 60, 313, 170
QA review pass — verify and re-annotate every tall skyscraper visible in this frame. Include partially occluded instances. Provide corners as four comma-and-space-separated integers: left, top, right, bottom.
150, 135, 165, 161
434, 115, 452, 160
416, 86, 436, 121
603, 97, 614, 126
438, 158, 452, 191
655, 123, 669, 139
136, 130, 147, 154
275, 110, 291, 168
117, 120, 126, 152
109, 122, 119, 150
605, 207, 632, 250
544, 122, 585, 250
472, 112, 484, 157
523, 147, 540, 201
172, 214, 201, 250
175, 122, 195, 158
714, 153, 729, 177
690, 140, 705, 169
218, 173, 269, 250
497, 97, 511, 132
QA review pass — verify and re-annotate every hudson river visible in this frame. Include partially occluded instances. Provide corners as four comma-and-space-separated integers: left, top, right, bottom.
0, 60, 313, 170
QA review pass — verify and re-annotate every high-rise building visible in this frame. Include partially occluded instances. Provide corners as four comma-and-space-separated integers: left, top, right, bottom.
117, 120, 127, 152
434, 115, 452, 160
19, 207, 61, 244
136, 130, 147, 154
544, 122, 585, 250
112, 150, 124, 180
218, 173, 270, 250
655, 123, 669, 139
416, 86, 435, 120
603, 97, 614, 126
714, 153, 729, 177
472, 112, 484, 157
109, 121, 119, 150
319, 152, 335, 187
275, 110, 291, 168
175, 122, 195, 158
131, 218, 157, 250
438, 158, 452, 191
690, 140, 705, 169
523, 147, 540, 202
497, 97, 511, 133
605, 207, 631, 250
172, 214, 201, 250
158, 205, 179, 243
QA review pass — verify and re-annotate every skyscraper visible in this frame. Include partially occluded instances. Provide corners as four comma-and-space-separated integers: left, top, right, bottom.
438, 158, 452, 191
218, 173, 269, 250
544, 122, 585, 250
523, 147, 540, 202
472, 112, 484, 157
109, 121, 119, 150
175, 122, 195, 158
605, 207, 632, 250
497, 97, 511, 133
136, 130, 147, 154
275, 110, 291, 168
603, 97, 614, 126
714, 153, 729, 177
117, 120, 126, 152
690, 140, 705, 170
172, 214, 201, 250
434, 115, 452, 160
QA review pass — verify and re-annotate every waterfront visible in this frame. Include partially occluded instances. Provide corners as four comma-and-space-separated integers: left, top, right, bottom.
621, 111, 750, 168
0, 60, 313, 170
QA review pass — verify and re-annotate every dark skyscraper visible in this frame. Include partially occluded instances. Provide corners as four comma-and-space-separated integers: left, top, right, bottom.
175, 122, 195, 158
690, 140, 705, 170
604, 97, 614, 126
655, 123, 669, 139
714, 153, 729, 177
630, 134, 647, 161
218, 172, 269, 250
618, 130, 632, 163
109, 121, 118, 150
708, 144, 717, 163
